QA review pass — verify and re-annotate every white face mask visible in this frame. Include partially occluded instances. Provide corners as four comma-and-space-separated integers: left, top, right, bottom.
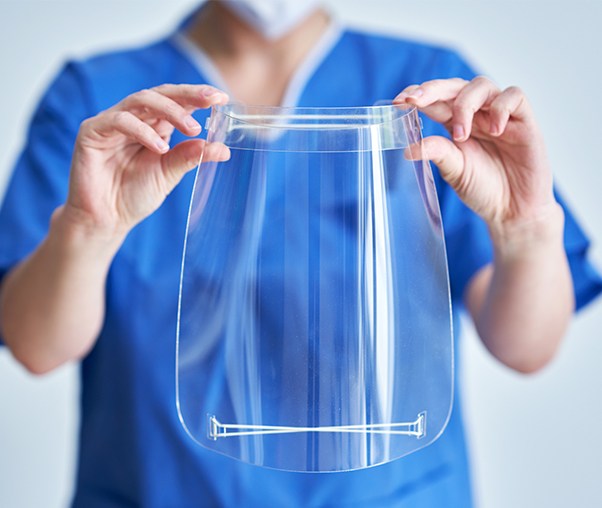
221, 0, 323, 40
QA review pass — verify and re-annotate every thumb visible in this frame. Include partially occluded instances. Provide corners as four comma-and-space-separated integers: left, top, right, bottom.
406, 135, 465, 191
160, 139, 231, 187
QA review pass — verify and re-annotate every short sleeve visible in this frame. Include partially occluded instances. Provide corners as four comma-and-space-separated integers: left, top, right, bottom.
422, 49, 602, 310
0, 62, 92, 342
555, 191, 602, 310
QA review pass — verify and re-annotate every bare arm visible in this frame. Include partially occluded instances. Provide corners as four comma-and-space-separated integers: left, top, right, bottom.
0, 207, 122, 373
396, 77, 574, 373
465, 205, 574, 373
0, 84, 229, 374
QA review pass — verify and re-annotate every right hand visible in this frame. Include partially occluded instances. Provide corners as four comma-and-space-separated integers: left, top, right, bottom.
60, 84, 230, 239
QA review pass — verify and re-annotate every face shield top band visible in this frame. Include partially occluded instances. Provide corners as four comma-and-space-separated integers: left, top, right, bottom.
176, 102, 454, 472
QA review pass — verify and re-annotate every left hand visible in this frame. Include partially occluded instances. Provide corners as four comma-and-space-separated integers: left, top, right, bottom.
394, 77, 557, 228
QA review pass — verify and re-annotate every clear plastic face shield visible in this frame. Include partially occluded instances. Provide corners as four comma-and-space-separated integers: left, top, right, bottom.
176, 103, 453, 472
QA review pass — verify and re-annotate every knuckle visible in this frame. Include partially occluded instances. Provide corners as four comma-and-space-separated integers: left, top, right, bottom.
505, 85, 524, 97
490, 105, 509, 120
415, 79, 435, 92
453, 77, 469, 86
423, 79, 442, 90
472, 75, 491, 85
489, 101, 506, 115
452, 98, 473, 115
134, 123, 149, 140
153, 83, 171, 93
154, 83, 179, 97
163, 101, 183, 120
135, 88, 154, 102
122, 90, 142, 107
491, 98, 511, 114
114, 110, 131, 126
127, 117, 148, 136
79, 117, 95, 133
201, 84, 217, 94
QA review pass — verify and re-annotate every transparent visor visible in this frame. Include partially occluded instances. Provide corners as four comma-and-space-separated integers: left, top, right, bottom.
176, 103, 453, 472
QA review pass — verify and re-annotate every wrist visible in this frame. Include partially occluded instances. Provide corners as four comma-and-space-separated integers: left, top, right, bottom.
487, 203, 565, 262
48, 204, 127, 264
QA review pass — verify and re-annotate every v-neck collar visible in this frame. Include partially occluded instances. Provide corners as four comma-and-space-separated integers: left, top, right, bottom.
168, 18, 343, 108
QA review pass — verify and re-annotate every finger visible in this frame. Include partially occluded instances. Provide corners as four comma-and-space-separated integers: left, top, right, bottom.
393, 86, 448, 122
91, 110, 170, 154
413, 101, 454, 125
488, 86, 529, 136
395, 78, 469, 108
451, 76, 500, 142
122, 89, 202, 137
395, 86, 453, 124
160, 139, 231, 185
154, 84, 229, 110
393, 79, 468, 126
393, 84, 421, 104
406, 135, 465, 190
202, 141, 231, 163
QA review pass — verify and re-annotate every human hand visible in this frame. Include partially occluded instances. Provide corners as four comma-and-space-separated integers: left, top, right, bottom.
394, 77, 560, 235
60, 84, 230, 241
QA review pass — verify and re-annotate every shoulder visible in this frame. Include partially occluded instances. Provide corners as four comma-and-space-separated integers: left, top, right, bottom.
81, 39, 175, 78
65, 38, 183, 111
29, 36, 189, 144
337, 27, 478, 82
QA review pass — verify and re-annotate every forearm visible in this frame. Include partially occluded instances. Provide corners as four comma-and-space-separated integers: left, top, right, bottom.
0, 206, 124, 374
468, 204, 575, 373
0, 85, 228, 375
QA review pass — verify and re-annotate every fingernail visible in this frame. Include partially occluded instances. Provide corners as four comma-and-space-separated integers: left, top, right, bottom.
490, 122, 499, 136
453, 124, 465, 141
393, 92, 407, 103
202, 87, 219, 97
409, 88, 424, 99
186, 117, 201, 131
156, 139, 169, 152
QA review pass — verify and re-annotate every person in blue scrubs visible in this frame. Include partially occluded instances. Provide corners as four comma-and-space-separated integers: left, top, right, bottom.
1, 2, 601, 506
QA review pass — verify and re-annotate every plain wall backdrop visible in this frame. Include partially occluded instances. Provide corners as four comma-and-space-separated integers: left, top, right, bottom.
1, 1, 601, 507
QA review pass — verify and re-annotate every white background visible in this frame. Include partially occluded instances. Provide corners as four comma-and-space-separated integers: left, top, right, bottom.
1, 1, 601, 507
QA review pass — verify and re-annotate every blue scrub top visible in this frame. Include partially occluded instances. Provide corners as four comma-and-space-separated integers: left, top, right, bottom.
1, 17, 601, 508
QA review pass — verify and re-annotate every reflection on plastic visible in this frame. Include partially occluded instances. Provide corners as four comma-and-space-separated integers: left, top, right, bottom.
176, 103, 453, 472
